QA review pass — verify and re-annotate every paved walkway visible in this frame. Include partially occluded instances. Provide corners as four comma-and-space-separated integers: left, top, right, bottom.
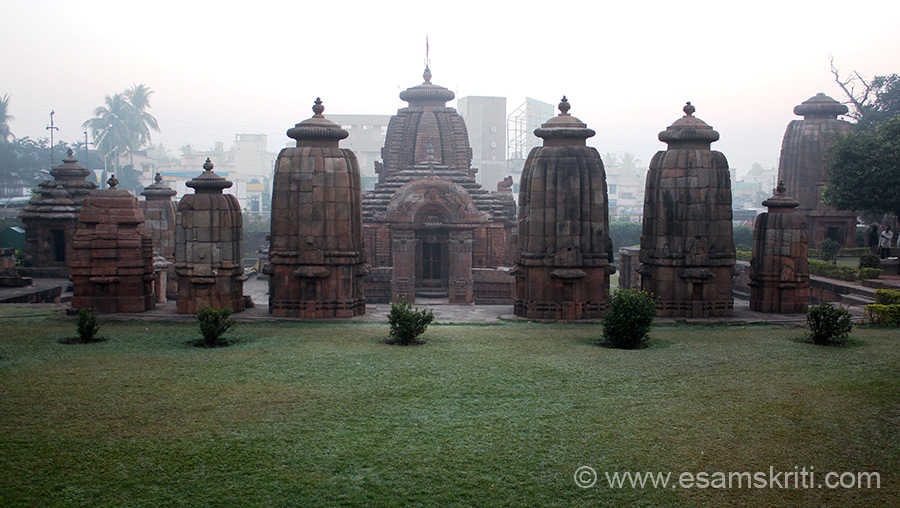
3, 273, 892, 325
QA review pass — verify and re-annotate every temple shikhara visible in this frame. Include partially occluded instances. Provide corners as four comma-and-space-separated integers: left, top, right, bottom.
777, 93, 855, 248
514, 97, 614, 320
639, 103, 736, 317
362, 66, 516, 304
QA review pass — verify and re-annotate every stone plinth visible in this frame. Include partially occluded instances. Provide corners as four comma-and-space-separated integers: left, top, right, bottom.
70, 177, 155, 313
514, 97, 614, 320
777, 93, 855, 248
141, 173, 178, 299
19, 149, 98, 271
175, 159, 245, 314
267, 99, 366, 318
639, 103, 735, 317
749, 181, 809, 313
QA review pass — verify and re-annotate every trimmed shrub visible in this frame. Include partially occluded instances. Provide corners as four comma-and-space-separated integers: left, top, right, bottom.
388, 297, 434, 345
874, 289, 900, 305
858, 268, 882, 280
806, 302, 853, 345
859, 253, 881, 269
196, 307, 235, 347
76, 307, 101, 343
602, 289, 657, 349
820, 239, 841, 264
864, 304, 900, 326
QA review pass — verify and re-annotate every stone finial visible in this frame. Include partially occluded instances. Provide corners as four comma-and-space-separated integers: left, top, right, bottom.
793, 93, 848, 118
187, 158, 232, 192
423, 65, 432, 84
683, 102, 696, 116
155, 172, 163, 184
312, 97, 325, 117
775, 180, 786, 196
658, 102, 719, 144
558, 96, 571, 116
67, 148, 74, 157
761, 180, 800, 210
203, 158, 214, 171
107, 174, 119, 189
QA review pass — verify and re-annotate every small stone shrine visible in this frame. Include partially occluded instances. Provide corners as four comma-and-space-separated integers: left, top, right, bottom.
749, 181, 809, 313
70, 175, 155, 313
639, 102, 735, 317
266, 98, 367, 318
174, 159, 245, 314
514, 97, 614, 320
140, 173, 178, 299
19, 149, 97, 272
777, 93, 855, 248
362, 66, 516, 304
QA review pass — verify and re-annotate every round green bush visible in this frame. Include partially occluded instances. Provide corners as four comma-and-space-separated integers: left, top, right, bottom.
859, 253, 881, 269
602, 289, 657, 349
806, 302, 853, 345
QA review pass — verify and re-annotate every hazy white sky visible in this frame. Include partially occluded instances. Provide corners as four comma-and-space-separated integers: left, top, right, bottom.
4, 0, 899, 174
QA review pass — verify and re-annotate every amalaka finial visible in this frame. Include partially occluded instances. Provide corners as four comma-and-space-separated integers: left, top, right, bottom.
154, 172, 163, 184
67, 148, 74, 156
107, 174, 118, 189
423, 65, 432, 84
203, 158, 214, 172
683, 101, 695, 116
775, 180, 787, 196
312, 97, 324, 117
558, 96, 571, 116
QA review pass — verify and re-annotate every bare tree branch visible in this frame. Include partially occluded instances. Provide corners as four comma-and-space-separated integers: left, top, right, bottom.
829, 55, 872, 122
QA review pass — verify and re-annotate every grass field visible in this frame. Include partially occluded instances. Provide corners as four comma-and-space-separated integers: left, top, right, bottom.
1, 312, 898, 507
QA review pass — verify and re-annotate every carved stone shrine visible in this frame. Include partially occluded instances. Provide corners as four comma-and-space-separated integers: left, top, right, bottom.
267, 98, 367, 318
362, 66, 516, 304
140, 173, 178, 299
639, 102, 735, 317
70, 175, 155, 313
749, 181, 809, 313
777, 93, 855, 248
514, 97, 614, 320
174, 159, 245, 314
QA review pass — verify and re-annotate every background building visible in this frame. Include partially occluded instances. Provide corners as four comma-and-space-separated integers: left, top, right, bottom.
458, 96, 507, 190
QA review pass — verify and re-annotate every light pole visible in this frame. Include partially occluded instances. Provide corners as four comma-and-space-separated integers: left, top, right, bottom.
45, 110, 59, 166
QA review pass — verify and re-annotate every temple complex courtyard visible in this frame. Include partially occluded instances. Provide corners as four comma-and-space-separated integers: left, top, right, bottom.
1, 305, 898, 507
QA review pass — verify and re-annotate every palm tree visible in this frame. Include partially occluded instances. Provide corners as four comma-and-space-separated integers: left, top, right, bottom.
601, 152, 619, 170
619, 153, 643, 177
82, 93, 135, 177
124, 83, 160, 153
0, 94, 14, 144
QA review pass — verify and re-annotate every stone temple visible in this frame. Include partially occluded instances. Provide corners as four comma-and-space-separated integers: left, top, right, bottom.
777, 93, 854, 248
514, 97, 614, 320
175, 159, 245, 314
19, 149, 97, 274
267, 99, 367, 318
639, 103, 735, 317
749, 181, 809, 313
140, 173, 178, 299
362, 66, 516, 304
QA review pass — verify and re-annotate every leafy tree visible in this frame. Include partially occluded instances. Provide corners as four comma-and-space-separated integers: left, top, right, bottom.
0, 94, 13, 144
609, 221, 642, 254
824, 116, 900, 221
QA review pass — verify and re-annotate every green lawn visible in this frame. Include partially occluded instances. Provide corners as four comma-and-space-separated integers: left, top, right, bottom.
1, 314, 898, 507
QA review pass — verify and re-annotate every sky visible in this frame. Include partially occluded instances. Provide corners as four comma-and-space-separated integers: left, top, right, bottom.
4, 0, 900, 176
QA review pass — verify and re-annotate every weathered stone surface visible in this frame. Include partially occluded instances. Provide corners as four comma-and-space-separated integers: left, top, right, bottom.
19, 149, 98, 271
175, 159, 244, 314
749, 181, 809, 313
267, 99, 366, 318
362, 66, 516, 304
514, 97, 614, 320
639, 103, 735, 317
141, 173, 177, 298
70, 178, 155, 313
777, 93, 855, 248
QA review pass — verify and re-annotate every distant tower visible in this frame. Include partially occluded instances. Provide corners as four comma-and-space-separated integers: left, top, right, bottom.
70, 175, 155, 312
639, 102, 735, 317
777, 93, 854, 248
749, 181, 809, 313
19, 149, 97, 272
175, 159, 245, 314
267, 99, 367, 318
514, 97, 614, 320
140, 173, 178, 299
